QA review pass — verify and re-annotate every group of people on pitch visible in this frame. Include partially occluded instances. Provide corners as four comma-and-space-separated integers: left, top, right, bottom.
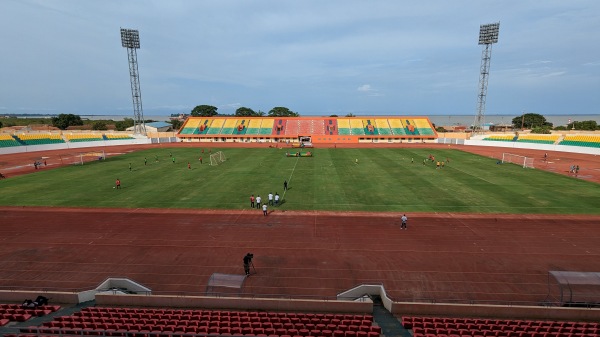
249, 181, 288, 216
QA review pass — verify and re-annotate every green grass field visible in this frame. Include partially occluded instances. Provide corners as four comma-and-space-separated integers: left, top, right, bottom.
1, 148, 599, 214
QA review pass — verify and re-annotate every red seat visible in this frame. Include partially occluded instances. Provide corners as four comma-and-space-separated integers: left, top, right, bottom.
345, 331, 358, 337
334, 330, 345, 337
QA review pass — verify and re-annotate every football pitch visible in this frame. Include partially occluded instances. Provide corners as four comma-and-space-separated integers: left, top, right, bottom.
0, 147, 599, 214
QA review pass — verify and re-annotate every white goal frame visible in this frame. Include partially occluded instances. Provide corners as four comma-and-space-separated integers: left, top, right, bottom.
210, 151, 227, 166
502, 153, 534, 168
59, 150, 106, 165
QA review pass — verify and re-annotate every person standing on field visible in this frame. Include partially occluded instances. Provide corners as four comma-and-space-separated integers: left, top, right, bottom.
115, 178, 121, 189
400, 214, 408, 229
250, 194, 255, 208
283, 180, 288, 191
256, 195, 262, 209
268, 192, 274, 206
262, 204, 268, 216
274, 192, 280, 206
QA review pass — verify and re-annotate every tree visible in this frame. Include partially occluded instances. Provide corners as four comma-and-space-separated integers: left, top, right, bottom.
268, 107, 299, 117
568, 120, 598, 131
345, 113, 356, 117
51, 114, 84, 130
531, 126, 552, 134
235, 107, 257, 117
329, 114, 338, 117
0, 120, 3, 128
92, 121, 108, 130
511, 113, 553, 130
171, 119, 183, 130
115, 118, 134, 131
191, 105, 218, 117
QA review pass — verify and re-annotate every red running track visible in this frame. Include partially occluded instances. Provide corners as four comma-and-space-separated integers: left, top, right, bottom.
0, 207, 599, 305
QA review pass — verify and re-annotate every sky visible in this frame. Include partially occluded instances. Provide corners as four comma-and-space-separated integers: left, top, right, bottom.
0, 0, 599, 117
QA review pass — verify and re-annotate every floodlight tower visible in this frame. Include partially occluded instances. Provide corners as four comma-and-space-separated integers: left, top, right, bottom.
473, 22, 500, 134
120, 28, 146, 135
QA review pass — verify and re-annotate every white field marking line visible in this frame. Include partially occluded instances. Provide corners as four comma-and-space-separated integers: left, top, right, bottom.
282, 156, 300, 201
448, 162, 498, 185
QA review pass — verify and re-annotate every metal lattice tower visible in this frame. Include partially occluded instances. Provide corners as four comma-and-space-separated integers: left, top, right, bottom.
473, 22, 500, 134
120, 28, 146, 135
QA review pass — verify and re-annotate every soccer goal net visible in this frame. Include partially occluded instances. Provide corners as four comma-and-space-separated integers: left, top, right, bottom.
502, 153, 534, 168
210, 151, 227, 166
59, 151, 106, 166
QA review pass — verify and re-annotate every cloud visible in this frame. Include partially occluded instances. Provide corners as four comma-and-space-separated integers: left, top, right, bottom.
357, 84, 373, 92
219, 103, 242, 111
1, 1, 599, 115
357, 84, 384, 97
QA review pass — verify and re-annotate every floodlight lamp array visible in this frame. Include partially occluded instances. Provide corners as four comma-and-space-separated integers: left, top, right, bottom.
478, 22, 500, 45
120, 28, 140, 49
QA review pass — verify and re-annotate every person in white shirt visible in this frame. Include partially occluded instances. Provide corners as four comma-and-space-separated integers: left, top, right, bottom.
268, 192, 274, 206
401, 214, 408, 229
256, 195, 262, 209
274, 192, 280, 206
262, 204, 268, 216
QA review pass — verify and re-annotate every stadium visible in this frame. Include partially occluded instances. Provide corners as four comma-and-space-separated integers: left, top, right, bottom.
0, 116, 600, 337
1, 4, 599, 336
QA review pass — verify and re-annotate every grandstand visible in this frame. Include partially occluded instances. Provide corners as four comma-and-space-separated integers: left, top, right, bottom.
15, 133, 64, 145
64, 133, 103, 142
516, 134, 560, 144
401, 316, 599, 337
177, 117, 438, 143
560, 134, 600, 148
0, 134, 22, 147
220, 118, 239, 135
1, 124, 600, 337
483, 134, 516, 142
246, 119, 264, 135
104, 133, 134, 140
259, 118, 275, 135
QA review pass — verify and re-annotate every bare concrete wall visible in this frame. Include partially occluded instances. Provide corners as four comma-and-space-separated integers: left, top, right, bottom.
96, 294, 372, 314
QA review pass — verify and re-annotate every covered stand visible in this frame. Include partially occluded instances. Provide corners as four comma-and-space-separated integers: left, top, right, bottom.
547, 271, 600, 307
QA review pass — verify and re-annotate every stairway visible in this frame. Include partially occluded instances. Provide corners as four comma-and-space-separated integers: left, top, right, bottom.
371, 295, 412, 337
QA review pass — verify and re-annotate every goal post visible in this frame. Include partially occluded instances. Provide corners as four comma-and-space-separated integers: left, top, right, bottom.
501, 153, 534, 168
59, 151, 106, 165
210, 151, 226, 166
